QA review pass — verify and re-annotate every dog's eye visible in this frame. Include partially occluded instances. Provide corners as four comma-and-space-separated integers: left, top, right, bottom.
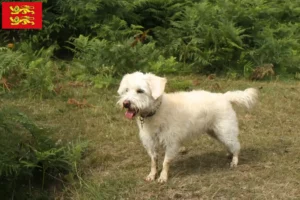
125, 88, 129, 92
137, 89, 144, 94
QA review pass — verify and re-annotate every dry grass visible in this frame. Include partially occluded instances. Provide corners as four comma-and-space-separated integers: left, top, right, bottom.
1, 76, 300, 199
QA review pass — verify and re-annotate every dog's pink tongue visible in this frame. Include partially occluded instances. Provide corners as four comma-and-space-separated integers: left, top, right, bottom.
125, 110, 135, 119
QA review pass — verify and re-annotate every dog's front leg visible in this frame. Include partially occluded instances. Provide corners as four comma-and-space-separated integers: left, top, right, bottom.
158, 144, 179, 183
145, 150, 158, 181
140, 133, 158, 181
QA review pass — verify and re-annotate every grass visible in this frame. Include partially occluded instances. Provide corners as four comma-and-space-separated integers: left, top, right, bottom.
1, 75, 300, 199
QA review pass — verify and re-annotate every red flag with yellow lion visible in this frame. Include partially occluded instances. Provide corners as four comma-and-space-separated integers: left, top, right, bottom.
2, 2, 42, 29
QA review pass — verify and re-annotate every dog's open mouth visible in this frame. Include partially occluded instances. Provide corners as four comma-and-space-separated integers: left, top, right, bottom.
125, 109, 138, 119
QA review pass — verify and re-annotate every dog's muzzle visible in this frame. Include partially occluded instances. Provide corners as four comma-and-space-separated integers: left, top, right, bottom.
123, 100, 131, 108
123, 100, 138, 119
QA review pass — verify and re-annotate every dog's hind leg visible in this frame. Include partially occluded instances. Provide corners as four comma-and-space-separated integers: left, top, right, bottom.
224, 137, 240, 168
213, 120, 241, 167
207, 129, 234, 159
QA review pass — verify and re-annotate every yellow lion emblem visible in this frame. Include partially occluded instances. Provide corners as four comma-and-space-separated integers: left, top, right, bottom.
10, 16, 35, 26
10, 5, 35, 15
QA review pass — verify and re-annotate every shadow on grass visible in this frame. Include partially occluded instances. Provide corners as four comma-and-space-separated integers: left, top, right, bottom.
170, 147, 263, 177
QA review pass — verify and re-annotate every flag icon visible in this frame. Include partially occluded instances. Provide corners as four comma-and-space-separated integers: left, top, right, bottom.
2, 2, 42, 29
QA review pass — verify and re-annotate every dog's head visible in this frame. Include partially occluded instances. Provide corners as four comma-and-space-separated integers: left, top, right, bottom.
117, 72, 167, 119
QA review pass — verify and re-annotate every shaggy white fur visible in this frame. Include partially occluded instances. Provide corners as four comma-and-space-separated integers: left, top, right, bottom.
117, 72, 258, 183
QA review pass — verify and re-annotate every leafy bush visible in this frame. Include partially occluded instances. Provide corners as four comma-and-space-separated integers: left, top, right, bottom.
68, 34, 158, 74
1, 0, 300, 94
148, 55, 180, 74
0, 43, 66, 96
0, 47, 26, 81
0, 107, 87, 199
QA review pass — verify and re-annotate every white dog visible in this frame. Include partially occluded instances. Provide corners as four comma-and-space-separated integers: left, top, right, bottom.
117, 72, 258, 183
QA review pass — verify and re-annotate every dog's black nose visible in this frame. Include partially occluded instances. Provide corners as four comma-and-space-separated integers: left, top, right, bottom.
123, 100, 131, 108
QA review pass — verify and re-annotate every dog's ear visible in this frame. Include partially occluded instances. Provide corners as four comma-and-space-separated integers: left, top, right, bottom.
146, 73, 167, 99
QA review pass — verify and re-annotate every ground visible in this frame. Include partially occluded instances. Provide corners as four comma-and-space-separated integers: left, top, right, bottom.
1, 76, 300, 199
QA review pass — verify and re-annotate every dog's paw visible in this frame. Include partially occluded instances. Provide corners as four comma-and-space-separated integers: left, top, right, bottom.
157, 177, 167, 183
145, 174, 156, 182
157, 174, 168, 183
230, 162, 237, 168
230, 156, 238, 168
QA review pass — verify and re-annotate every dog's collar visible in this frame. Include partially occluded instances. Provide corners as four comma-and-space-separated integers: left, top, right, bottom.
139, 97, 162, 127
140, 110, 157, 118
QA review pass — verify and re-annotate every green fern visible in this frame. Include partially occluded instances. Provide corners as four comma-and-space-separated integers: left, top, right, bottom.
0, 107, 87, 198
0, 47, 25, 79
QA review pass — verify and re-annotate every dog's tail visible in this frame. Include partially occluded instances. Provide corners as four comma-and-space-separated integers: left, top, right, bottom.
224, 88, 258, 109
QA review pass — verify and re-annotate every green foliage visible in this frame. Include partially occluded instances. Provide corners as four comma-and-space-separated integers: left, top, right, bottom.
68, 34, 159, 75
0, 47, 26, 79
21, 44, 60, 96
295, 72, 300, 80
148, 55, 180, 74
0, 43, 65, 96
68, 34, 185, 87
167, 78, 193, 92
1, 0, 300, 88
0, 107, 87, 199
